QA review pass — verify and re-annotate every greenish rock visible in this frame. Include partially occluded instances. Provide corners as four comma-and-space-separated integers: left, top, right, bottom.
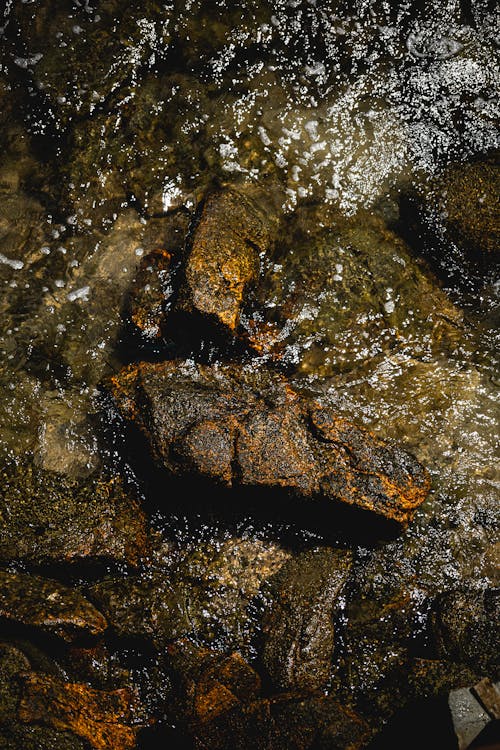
0, 460, 148, 567
0, 643, 31, 724
261, 547, 353, 691
436, 158, 499, 256
430, 588, 500, 675
0, 724, 86, 750
247, 205, 463, 377
0, 570, 107, 642
87, 575, 193, 647
11, 0, 172, 127
88, 537, 290, 654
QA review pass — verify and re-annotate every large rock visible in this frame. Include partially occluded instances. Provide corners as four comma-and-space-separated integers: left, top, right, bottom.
165, 640, 371, 750
88, 537, 290, 653
0, 570, 107, 642
245, 206, 463, 376
108, 360, 430, 525
180, 186, 282, 331
261, 547, 352, 691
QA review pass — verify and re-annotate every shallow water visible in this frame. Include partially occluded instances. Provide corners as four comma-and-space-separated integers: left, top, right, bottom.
0, 1, 498, 747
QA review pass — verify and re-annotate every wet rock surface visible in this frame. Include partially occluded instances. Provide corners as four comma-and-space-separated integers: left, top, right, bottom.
108, 360, 430, 524
261, 548, 352, 691
180, 186, 281, 331
0, 571, 107, 642
0, 1, 498, 748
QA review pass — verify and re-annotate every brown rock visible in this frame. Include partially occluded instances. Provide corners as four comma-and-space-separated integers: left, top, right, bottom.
127, 248, 174, 341
182, 186, 281, 331
261, 547, 353, 691
108, 360, 430, 524
167, 640, 261, 727
0, 570, 107, 642
18, 673, 141, 750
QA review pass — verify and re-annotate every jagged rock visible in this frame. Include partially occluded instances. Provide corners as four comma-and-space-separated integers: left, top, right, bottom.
0, 570, 106, 642
166, 640, 261, 727
0, 461, 148, 567
18, 673, 142, 750
261, 547, 352, 691
430, 588, 500, 675
180, 186, 282, 331
108, 360, 430, 525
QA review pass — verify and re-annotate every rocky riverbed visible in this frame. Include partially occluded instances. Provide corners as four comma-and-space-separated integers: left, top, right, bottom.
0, 1, 498, 749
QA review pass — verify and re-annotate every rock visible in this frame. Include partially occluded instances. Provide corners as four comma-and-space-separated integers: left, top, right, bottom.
107, 360, 430, 525
430, 588, 500, 674
11, 0, 171, 128
126, 248, 175, 342
0, 725, 87, 750
245, 205, 463, 376
0, 570, 107, 642
261, 547, 353, 691
427, 158, 499, 257
88, 538, 290, 653
0, 461, 148, 567
180, 185, 282, 331
18, 673, 142, 750
165, 639, 370, 749
174, 538, 291, 652
0, 643, 31, 724
87, 575, 193, 648
166, 640, 261, 727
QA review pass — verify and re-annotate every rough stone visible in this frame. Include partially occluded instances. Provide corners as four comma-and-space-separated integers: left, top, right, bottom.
430, 588, 500, 675
261, 547, 353, 691
429, 158, 499, 257
181, 186, 282, 331
0, 461, 148, 567
245, 205, 463, 376
108, 360, 430, 525
0, 570, 107, 642
18, 673, 142, 750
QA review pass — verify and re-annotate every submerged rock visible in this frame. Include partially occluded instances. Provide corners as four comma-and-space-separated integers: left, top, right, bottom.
179, 186, 281, 332
18, 673, 142, 750
108, 360, 430, 525
166, 639, 370, 750
126, 248, 175, 342
0, 461, 148, 567
88, 537, 290, 654
0, 570, 107, 642
430, 588, 500, 675
261, 547, 352, 691
245, 205, 463, 376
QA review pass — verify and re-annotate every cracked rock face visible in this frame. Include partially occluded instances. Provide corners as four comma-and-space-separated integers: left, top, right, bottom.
107, 360, 430, 525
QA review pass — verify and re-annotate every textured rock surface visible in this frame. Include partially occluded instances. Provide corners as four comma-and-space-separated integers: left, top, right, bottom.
181, 187, 281, 331
430, 158, 499, 257
0, 462, 148, 566
18, 673, 142, 750
261, 547, 353, 691
430, 588, 500, 675
0, 570, 107, 642
126, 248, 174, 342
108, 360, 430, 524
